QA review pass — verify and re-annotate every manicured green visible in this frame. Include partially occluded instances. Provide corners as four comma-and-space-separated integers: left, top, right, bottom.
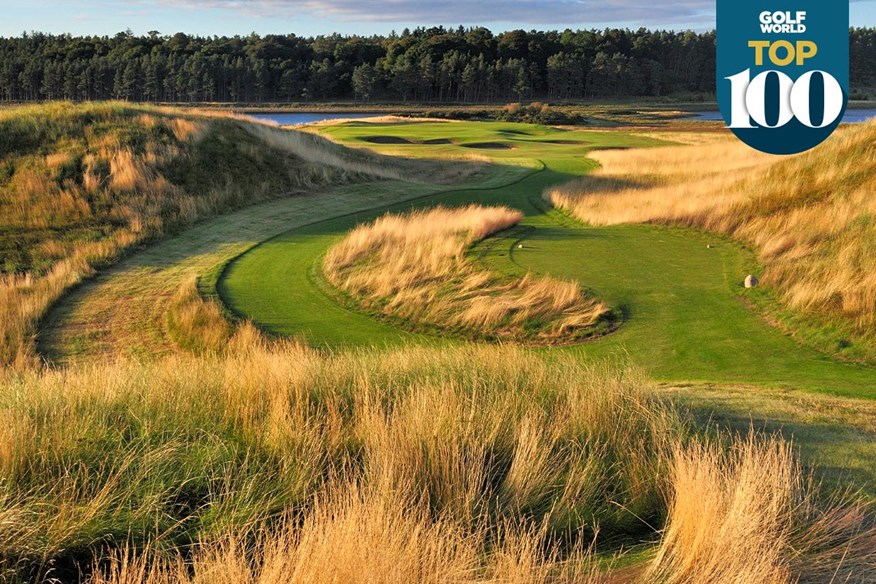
219, 121, 876, 398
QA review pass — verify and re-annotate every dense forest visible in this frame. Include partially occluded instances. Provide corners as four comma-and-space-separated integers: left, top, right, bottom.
1, 27, 875, 103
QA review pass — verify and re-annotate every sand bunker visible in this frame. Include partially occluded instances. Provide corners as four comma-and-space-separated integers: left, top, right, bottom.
361, 136, 414, 144
462, 142, 516, 150
361, 136, 456, 145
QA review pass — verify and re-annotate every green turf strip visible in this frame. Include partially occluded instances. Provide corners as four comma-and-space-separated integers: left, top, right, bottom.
219, 122, 876, 398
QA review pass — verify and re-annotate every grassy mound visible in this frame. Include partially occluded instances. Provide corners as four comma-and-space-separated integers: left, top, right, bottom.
323, 205, 615, 344
0, 102, 465, 368
547, 122, 876, 362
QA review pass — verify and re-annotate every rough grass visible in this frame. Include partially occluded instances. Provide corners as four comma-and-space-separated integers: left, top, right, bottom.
661, 383, 876, 497
0, 102, 478, 369
0, 343, 674, 582
323, 205, 614, 343
165, 276, 234, 354
215, 122, 875, 395
0, 342, 872, 582
546, 122, 876, 360
648, 434, 876, 583
37, 157, 514, 367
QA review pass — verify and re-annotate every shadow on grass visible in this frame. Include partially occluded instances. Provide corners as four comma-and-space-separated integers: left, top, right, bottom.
669, 388, 876, 498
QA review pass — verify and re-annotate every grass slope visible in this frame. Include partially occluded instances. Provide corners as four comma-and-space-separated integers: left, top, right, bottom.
0, 103, 382, 367
548, 125, 876, 362
219, 121, 876, 398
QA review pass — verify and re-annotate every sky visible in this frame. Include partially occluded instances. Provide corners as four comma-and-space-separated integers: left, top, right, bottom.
1, 0, 875, 38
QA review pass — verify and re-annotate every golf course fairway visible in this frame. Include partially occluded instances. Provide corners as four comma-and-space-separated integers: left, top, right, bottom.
218, 121, 876, 398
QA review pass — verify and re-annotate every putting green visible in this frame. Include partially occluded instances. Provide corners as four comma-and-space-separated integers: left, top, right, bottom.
218, 122, 876, 398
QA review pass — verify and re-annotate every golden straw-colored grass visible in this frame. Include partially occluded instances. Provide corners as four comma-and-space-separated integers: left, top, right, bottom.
164, 276, 234, 354
0, 341, 672, 582
88, 483, 602, 584
0, 340, 871, 582
648, 434, 876, 583
323, 205, 613, 343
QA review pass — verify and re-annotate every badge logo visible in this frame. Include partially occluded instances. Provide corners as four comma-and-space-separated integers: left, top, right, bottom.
717, 1, 849, 155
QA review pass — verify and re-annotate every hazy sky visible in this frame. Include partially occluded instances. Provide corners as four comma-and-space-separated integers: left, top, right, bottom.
2, 1, 875, 37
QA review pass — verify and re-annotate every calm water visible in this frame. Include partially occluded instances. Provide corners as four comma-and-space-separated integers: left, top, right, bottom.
688, 109, 876, 123
247, 112, 385, 125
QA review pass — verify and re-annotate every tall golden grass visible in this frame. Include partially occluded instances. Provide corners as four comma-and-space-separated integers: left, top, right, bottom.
648, 434, 876, 583
0, 102, 473, 369
547, 122, 876, 356
0, 342, 872, 582
0, 342, 672, 582
545, 137, 774, 228
324, 205, 613, 343
88, 484, 603, 584
164, 276, 234, 354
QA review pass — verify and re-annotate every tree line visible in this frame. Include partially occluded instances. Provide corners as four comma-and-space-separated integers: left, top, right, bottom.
1, 27, 875, 103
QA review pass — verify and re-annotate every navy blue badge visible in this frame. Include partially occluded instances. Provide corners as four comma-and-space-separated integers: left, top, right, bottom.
717, 1, 849, 155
